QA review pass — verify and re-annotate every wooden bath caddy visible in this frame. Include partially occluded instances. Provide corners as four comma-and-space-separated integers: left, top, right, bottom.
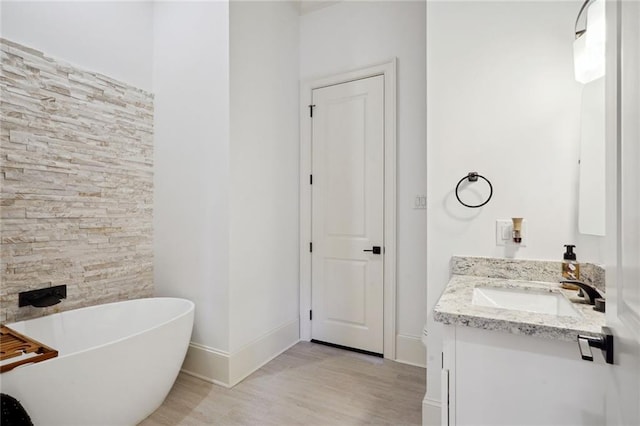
0, 325, 58, 373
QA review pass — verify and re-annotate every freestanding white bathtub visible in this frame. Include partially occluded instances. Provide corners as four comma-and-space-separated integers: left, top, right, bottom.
1, 297, 194, 426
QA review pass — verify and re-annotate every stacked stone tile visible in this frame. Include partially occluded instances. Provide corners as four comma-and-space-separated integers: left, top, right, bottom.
0, 39, 154, 322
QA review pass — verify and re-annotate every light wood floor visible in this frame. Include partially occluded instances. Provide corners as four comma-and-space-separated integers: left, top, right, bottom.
140, 341, 426, 425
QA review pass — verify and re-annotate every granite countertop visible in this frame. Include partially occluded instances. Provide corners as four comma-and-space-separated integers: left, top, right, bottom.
433, 257, 606, 342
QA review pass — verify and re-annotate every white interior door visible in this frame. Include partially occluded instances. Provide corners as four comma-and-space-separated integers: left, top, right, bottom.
311, 75, 384, 354
605, 1, 640, 424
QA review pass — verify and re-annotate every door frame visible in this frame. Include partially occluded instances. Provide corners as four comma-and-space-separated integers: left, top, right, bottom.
299, 59, 397, 359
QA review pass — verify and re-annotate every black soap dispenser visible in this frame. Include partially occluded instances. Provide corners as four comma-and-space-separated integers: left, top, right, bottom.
562, 245, 580, 286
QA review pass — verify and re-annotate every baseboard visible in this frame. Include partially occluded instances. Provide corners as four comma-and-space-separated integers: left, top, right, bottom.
422, 396, 441, 426
181, 342, 231, 387
181, 318, 302, 387
395, 334, 426, 367
229, 318, 300, 386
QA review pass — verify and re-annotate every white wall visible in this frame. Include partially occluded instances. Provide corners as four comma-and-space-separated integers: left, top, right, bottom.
229, 1, 300, 353
3, 0, 297, 382
153, 1, 231, 350
154, 1, 300, 382
425, 0, 589, 417
0, 1, 153, 92
1, 0, 234, 363
300, 0, 427, 363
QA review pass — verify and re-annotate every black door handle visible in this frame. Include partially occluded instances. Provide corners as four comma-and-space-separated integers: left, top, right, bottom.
363, 246, 381, 254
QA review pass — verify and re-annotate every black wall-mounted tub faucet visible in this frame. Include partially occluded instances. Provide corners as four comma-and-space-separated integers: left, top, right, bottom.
18, 285, 67, 308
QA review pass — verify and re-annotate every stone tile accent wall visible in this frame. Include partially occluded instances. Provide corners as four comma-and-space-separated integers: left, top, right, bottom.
0, 39, 154, 323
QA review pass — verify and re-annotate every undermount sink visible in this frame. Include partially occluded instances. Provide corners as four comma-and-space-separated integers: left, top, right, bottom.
472, 286, 581, 318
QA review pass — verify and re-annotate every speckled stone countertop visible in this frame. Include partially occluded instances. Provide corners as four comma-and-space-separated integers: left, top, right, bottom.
433, 257, 606, 342
451, 256, 606, 292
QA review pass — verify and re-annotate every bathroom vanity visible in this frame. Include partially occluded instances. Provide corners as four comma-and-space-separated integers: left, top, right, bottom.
432, 257, 607, 426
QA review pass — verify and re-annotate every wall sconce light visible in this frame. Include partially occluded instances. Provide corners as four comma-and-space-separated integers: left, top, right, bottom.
574, 0, 605, 84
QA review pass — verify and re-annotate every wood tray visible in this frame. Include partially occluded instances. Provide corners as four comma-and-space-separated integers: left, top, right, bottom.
1, 325, 58, 373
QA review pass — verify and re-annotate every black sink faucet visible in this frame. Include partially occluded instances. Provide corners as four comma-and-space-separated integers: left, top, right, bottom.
559, 279, 605, 306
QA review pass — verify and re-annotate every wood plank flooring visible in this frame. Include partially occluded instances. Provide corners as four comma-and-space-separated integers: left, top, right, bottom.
140, 341, 425, 425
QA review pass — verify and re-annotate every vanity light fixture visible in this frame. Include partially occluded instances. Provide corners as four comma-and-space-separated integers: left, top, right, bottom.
574, 0, 605, 84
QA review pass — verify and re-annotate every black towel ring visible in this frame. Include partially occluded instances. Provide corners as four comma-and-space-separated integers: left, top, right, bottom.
455, 172, 493, 208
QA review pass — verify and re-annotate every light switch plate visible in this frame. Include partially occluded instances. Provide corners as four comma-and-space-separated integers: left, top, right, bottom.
496, 219, 527, 247
414, 195, 427, 209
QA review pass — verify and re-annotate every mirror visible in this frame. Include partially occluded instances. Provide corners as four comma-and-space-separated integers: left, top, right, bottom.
578, 76, 606, 236
576, 0, 606, 236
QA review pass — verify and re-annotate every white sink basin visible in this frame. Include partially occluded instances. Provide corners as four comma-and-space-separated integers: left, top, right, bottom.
472, 286, 581, 318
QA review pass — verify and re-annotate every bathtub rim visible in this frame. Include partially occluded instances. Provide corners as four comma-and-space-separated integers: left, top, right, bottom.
4, 297, 194, 363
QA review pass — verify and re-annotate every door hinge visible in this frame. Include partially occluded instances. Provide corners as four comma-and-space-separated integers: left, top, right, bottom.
309, 104, 316, 118
310, 174, 313, 185
309, 242, 313, 253
310, 310, 313, 320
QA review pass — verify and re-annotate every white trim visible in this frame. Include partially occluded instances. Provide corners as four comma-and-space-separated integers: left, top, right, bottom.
181, 342, 230, 387
181, 319, 300, 387
395, 334, 427, 367
422, 396, 442, 426
299, 58, 397, 360
228, 318, 300, 386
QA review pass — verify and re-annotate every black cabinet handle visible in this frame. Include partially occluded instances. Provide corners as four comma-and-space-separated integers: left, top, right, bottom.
577, 326, 614, 364
363, 246, 381, 255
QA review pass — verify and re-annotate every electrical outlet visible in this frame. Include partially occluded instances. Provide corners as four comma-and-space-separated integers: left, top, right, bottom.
496, 219, 527, 247
414, 195, 427, 209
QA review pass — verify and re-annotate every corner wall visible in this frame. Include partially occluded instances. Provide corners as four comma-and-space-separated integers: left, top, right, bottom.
153, 1, 231, 352
155, 0, 300, 385
228, 0, 301, 379
425, 1, 588, 422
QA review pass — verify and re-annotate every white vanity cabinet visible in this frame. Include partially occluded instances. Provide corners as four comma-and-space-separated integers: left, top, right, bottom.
431, 258, 608, 426
441, 324, 606, 426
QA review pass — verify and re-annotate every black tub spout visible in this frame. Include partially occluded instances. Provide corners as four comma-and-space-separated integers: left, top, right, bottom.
18, 285, 67, 308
